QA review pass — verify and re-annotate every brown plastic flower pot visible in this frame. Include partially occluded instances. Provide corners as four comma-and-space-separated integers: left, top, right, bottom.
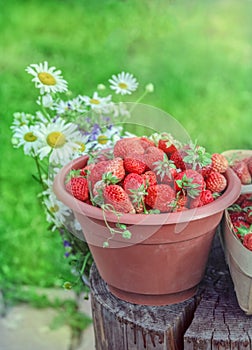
53, 155, 241, 306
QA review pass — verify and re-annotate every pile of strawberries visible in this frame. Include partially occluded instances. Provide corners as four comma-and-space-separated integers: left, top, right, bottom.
229, 155, 252, 185
227, 193, 252, 251
65, 133, 230, 215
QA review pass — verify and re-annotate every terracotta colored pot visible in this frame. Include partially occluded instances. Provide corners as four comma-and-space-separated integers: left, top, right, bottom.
53, 155, 241, 306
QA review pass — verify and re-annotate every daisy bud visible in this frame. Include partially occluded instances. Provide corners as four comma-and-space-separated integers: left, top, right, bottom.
145, 83, 154, 93
97, 83, 106, 91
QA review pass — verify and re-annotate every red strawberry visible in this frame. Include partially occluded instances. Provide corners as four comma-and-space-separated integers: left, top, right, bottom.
144, 146, 166, 170
210, 153, 229, 173
123, 173, 145, 191
199, 165, 212, 179
175, 169, 205, 198
205, 171, 227, 193
200, 190, 214, 205
124, 157, 146, 174
170, 150, 186, 171
229, 211, 247, 223
235, 193, 252, 206
145, 184, 175, 212
65, 177, 89, 201
123, 173, 146, 213
243, 233, 252, 251
139, 137, 155, 149
89, 158, 125, 186
113, 137, 145, 159
103, 185, 135, 213
88, 160, 109, 186
231, 160, 252, 185
105, 157, 125, 181
245, 210, 252, 224
172, 193, 188, 212
80, 164, 94, 177
232, 220, 250, 239
141, 171, 157, 188
158, 137, 177, 155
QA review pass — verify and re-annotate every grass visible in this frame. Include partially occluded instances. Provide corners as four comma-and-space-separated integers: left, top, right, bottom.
1, 0, 252, 295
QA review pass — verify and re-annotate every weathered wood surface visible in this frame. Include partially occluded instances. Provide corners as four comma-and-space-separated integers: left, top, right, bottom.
184, 232, 252, 349
89, 232, 252, 350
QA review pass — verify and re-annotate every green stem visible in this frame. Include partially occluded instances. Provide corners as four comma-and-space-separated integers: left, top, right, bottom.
80, 251, 91, 275
34, 155, 47, 191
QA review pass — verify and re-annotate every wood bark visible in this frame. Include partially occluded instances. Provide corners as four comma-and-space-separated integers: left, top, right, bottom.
89, 231, 252, 350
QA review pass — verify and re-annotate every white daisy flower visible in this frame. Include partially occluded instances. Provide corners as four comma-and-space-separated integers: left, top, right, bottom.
35, 111, 50, 124
37, 94, 54, 109
69, 96, 86, 113
11, 124, 40, 156
34, 118, 81, 164
53, 100, 71, 114
92, 125, 123, 150
12, 112, 35, 127
26, 61, 68, 95
109, 71, 138, 95
42, 193, 70, 231
80, 91, 111, 111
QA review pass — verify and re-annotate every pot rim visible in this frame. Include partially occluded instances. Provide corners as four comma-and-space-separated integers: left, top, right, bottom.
53, 155, 241, 225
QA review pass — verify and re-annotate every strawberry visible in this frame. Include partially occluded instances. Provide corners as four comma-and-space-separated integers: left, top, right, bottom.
103, 185, 135, 213
144, 146, 166, 170
245, 209, 252, 224
141, 171, 157, 188
65, 177, 89, 201
210, 153, 229, 173
232, 220, 250, 239
158, 136, 177, 155
172, 193, 188, 212
89, 158, 125, 186
235, 193, 252, 206
80, 164, 94, 177
123, 173, 145, 193
88, 160, 109, 186
231, 160, 252, 185
200, 165, 212, 179
123, 173, 146, 213
170, 150, 186, 171
229, 211, 247, 223
200, 190, 214, 205
205, 171, 227, 193
175, 169, 205, 199
152, 155, 177, 184
243, 233, 252, 251
105, 157, 125, 181
139, 136, 155, 149
113, 137, 145, 159
124, 157, 146, 174
145, 184, 175, 212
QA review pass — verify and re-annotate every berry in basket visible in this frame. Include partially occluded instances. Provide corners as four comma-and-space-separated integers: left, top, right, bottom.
227, 193, 252, 251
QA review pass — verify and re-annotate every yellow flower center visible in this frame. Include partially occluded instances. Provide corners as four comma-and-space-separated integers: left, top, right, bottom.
47, 131, 66, 148
24, 132, 37, 142
50, 205, 59, 213
118, 82, 128, 89
77, 142, 86, 152
38, 72, 56, 86
97, 135, 109, 145
90, 98, 100, 105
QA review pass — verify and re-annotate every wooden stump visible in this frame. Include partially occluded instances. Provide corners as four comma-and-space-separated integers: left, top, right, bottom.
89, 231, 252, 350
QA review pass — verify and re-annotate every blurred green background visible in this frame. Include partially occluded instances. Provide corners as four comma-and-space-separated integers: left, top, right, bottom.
1, 0, 252, 291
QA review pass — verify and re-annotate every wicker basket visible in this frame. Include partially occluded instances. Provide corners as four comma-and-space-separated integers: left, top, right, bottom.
222, 149, 252, 194
221, 210, 252, 315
